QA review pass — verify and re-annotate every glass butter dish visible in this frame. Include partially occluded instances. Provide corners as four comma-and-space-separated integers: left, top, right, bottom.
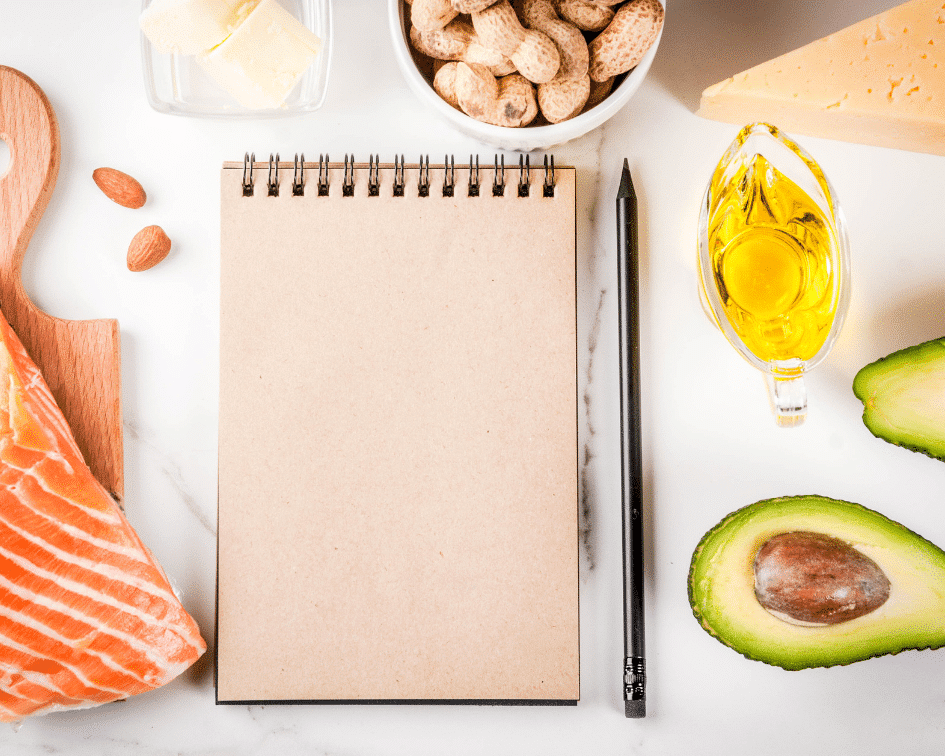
140, 0, 332, 118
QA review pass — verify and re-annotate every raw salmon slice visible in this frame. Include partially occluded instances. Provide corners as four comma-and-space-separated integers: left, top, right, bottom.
0, 309, 205, 721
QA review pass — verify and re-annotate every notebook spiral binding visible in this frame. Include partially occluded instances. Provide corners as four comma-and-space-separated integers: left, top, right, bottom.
240, 153, 557, 199
267, 154, 279, 197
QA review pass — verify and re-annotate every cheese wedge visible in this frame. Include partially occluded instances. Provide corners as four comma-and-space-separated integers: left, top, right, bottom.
698, 0, 945, 156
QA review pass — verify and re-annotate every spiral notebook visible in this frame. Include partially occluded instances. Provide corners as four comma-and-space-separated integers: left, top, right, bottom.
216, 154, 579, 704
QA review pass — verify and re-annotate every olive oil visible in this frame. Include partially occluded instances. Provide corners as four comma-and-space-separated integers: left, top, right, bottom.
705, 152, 841, 365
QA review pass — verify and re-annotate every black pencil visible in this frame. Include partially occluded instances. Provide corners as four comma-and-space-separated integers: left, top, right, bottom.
617, 159, 646, 719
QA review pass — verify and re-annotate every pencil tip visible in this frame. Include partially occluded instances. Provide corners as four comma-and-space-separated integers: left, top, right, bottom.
617, 159, 634, 200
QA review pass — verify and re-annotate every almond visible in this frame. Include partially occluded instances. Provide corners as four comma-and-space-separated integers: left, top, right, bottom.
127, 225, 171, 272
93, 167, 147, 209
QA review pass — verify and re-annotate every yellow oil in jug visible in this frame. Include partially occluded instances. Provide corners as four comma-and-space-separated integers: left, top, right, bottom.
706, 153, 841, 365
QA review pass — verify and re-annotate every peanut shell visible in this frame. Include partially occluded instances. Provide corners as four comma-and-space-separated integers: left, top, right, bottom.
454, 62, 538, 127
473, 0, 560, 83
553, 0, 613, 32
537, 74, 590, 122
412, 0, 458, 31
518, 0, 589, 81
588, 0, 664, 82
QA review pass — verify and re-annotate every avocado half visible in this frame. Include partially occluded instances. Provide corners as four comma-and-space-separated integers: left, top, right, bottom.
853, 337, 945, 460
688, 495, 945, 670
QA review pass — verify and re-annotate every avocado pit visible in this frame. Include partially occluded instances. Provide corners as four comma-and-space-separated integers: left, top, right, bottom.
753, 531, 890, 626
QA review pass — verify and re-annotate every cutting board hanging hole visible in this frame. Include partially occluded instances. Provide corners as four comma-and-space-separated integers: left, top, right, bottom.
0, 138, 10, 179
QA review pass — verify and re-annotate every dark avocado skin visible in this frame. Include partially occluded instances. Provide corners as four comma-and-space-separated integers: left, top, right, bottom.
853, 337, 945, 461
688, 495, 945, 670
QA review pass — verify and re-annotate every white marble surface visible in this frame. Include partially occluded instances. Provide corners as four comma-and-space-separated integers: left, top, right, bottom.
2, 0, 945, 753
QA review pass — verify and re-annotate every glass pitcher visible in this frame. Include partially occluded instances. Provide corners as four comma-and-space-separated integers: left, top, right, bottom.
697, 123, 851, 427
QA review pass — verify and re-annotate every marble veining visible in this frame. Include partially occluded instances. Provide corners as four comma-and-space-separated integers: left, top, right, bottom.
580, 288, 608, 574
4, 1, 945, 754
124, 421, 216, 537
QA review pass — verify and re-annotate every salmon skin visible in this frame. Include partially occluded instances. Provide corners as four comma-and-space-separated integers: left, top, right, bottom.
0, 310, 205, 721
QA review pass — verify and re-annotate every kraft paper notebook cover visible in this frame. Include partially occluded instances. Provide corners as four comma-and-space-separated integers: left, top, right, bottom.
217, 155, 578, 704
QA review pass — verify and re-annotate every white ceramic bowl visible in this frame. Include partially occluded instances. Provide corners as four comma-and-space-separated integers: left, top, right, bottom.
388, 0, 665, 152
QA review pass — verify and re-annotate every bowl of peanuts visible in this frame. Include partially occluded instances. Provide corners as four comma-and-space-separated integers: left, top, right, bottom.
389, 0, 665, 151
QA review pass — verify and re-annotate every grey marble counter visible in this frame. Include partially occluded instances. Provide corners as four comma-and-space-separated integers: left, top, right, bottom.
2, 1, 945, 753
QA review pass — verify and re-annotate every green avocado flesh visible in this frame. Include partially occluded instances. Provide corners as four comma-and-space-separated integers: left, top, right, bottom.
853, 337, 945, 460
688, 495, 945, 670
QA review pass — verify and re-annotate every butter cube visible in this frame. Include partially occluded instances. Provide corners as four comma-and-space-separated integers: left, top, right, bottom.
140, 0, 245, 55
198, 0, 322, 109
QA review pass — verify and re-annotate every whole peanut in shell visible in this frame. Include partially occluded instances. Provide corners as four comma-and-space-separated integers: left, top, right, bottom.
553, 0, 619, 32
537, 74, 590, 122
472, 0, 561, 84
412, 0, 458, 31
517, 0, 588, 82
454, 62, 539, 126
411, 20, 516, 76
588, 0, 664, 82
433, 60, 462, 108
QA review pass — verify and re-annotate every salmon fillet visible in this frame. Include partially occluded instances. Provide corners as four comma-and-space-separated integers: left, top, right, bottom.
0, 310, 205, 721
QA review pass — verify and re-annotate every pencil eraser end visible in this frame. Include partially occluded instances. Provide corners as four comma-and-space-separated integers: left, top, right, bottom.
625, 699, 645, 718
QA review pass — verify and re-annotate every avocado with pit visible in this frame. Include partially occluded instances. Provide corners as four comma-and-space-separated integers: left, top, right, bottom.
853, 337, 945, 461
688, 495, 945, 670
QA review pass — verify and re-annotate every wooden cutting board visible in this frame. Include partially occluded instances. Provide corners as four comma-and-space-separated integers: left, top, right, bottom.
0, 66, 123, 502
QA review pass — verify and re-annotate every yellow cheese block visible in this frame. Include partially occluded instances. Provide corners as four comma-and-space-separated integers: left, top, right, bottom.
698, 0, 945, 156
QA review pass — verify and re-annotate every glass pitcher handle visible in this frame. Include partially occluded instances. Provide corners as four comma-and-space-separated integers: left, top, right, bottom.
766, 374, 806, 427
